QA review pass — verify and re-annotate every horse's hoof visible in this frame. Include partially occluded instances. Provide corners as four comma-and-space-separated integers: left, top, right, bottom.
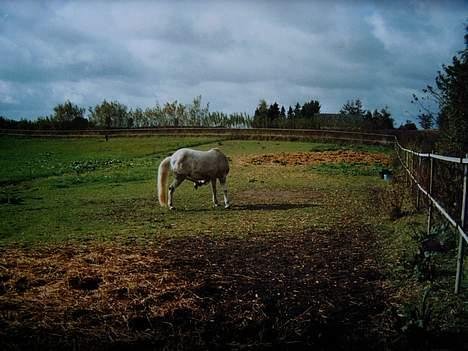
224, 204, 231, 209
213, 203, 220, 208
169, 206, 176, 210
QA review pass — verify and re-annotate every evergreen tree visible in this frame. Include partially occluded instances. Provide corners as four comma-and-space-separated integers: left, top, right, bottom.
340, 99, 364, 116
293, 103, 302, 119
252, 100, 269, 128
268, 102, 280, 128
280, 106, 286, 120
287, 106, 294, 120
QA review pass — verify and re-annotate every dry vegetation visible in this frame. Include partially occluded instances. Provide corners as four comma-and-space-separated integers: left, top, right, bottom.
1, 225, 388, 350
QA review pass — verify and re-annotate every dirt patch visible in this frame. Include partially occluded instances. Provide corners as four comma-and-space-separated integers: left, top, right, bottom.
0, 224, 393, 350
241, 150, 391, 167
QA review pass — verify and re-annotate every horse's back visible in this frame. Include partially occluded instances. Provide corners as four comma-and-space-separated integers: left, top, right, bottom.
170, 148, 229, 179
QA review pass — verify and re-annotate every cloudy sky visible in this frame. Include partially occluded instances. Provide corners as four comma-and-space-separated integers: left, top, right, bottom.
0, 1, 466, 125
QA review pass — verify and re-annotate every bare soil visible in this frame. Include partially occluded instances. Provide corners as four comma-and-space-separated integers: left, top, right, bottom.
0, 223, 391, 350
241, 150, 391, 166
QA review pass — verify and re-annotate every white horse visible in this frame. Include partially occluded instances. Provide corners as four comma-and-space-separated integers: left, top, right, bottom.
157, 148, 230, 210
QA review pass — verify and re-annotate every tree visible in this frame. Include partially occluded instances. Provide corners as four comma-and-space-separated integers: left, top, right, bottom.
252, 100, 269, 128
89, 100, 129, 129
413, 25, 468, 154
370, 108, 394, 130
340, 99, 364, 116
302, 100, 321, 116
188, 95, 210, 126
52, 100, 86, 129
268, 102, 280, 128
417, 113, 434, 130
280, 106, 286, 120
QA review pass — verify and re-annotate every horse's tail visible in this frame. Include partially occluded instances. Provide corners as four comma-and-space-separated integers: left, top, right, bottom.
157, 157, 171, 207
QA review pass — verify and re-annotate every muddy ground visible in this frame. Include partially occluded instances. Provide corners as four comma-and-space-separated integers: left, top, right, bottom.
0, 222, 394, 350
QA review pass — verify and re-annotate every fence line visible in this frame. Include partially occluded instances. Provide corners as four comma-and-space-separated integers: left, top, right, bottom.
395, 141, 467, 294
0, 127, 396, 145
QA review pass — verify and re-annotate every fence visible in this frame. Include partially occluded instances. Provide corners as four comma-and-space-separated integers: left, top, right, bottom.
395, 141, 467, 294
0, 127, 396, 145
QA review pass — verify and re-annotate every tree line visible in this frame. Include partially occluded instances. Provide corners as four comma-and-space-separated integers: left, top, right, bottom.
252, 98, 397, 131
1, 96, 399, 131
0, 96, 251, 130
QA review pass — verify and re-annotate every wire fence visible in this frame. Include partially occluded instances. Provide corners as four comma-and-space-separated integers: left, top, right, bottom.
395, 142, 467, 293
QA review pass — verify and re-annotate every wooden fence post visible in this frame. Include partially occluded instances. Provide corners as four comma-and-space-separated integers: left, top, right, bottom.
427, 154, 434, 236
455, 155, 468, 294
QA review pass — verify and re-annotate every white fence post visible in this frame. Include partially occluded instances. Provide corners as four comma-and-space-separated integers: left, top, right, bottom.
455, 155, 468, 294
427, 154, 434, 236
416, 157, 422, 210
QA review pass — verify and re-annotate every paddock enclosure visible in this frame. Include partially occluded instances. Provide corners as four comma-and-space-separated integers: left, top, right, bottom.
0, 134, 466, 349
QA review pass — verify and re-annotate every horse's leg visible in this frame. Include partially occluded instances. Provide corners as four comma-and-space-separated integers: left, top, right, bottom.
168, 175, 185, 210
219, 176, 230, 209
210, 179, 219, 207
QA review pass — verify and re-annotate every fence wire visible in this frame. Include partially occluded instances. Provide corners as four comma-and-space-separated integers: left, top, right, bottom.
395, 142, 467, 293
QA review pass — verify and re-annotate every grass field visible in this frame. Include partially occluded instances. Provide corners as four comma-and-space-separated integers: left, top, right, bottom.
0, 135, 466, 349
0, 135, 391, 245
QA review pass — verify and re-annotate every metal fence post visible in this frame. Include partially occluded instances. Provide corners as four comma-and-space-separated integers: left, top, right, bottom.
406, 152, 409, 185
427, 154, 434, 236
416, 156, 422, 210
411, 153, 415, 196
455, 155, 468, 294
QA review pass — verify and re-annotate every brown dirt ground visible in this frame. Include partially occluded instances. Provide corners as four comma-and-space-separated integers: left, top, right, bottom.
0, 223, 392, 350
240, 151, 391, 167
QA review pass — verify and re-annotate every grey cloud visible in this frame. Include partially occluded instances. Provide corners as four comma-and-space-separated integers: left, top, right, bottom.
0, 0, 466, 126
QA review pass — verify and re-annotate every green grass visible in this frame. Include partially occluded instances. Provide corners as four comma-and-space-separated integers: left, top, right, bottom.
0, 135, 223, 184
0, 136, 390, 246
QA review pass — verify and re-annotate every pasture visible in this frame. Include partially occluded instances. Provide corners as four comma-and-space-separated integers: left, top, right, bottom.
0, 135, 465, 349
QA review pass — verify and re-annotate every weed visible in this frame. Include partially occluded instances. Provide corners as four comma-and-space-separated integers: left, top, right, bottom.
430, 223, 457, 251
374, 175, 408, 220
399, 287, 433, 346
409, 226, 439, 281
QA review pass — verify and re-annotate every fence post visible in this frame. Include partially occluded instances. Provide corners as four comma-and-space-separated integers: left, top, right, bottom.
427, 154, 434, 236
411, 153, 415, 196
416, 156, 422, 210
406, 152, 409, 185
455, 155, 468, 294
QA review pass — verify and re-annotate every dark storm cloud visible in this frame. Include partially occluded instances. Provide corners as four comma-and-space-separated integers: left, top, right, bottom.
0, 0, 466, 124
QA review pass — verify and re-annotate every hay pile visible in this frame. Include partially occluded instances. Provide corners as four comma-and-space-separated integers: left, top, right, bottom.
0, 228, 389, 349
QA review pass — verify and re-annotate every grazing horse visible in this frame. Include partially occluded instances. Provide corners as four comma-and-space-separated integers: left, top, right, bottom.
157, 148, 230, 210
